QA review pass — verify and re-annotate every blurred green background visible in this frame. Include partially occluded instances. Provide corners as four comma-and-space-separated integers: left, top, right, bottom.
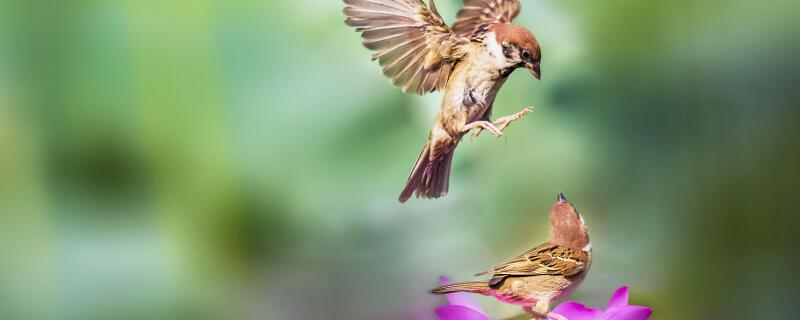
1, 0, 799, 319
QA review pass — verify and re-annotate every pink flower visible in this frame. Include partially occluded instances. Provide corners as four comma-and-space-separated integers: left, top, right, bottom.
549, 286, 652, 320
435, 276, 490, 320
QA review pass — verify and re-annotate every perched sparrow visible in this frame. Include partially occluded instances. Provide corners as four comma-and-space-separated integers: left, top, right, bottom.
343, 0, 542, 202
431, 193, 591, 320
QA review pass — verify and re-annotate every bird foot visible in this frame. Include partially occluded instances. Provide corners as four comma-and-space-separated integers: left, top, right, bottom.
523, 301, 558, 320
546, 312, 567, 320
523, 306, 548, 320
470, 106, 533, 140
463, 120, 504, 138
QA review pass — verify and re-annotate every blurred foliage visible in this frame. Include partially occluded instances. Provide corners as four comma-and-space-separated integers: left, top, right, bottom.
1, 0, 799, 319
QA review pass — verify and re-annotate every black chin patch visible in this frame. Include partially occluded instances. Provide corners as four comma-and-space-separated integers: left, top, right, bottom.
499, 67, 515, 78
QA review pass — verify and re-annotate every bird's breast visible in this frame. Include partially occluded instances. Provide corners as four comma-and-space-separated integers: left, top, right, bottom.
439, 60, 507, 123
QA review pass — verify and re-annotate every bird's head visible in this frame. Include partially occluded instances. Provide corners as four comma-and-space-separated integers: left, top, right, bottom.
491, 24, 541, 80
549, 192, 590, 252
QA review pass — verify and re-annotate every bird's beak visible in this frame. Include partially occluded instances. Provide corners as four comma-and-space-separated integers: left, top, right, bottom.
557, 192, 567, 203
527, 62, 541, 80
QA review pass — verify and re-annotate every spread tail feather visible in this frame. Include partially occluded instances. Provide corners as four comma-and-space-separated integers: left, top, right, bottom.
430, 281, 490, 295
398, 141, 455, 202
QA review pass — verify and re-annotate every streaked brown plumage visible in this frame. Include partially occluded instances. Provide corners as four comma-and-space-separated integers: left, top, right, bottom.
343, 0, 542, 202
431, 193, 591, 319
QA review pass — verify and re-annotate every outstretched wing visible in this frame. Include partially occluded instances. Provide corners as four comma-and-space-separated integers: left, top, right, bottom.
476, 243, 588, 283
344, 0, 467, 95
452, 0, 521, 39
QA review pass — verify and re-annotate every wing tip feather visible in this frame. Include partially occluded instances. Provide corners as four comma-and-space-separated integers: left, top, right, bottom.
343, 0, 460, 95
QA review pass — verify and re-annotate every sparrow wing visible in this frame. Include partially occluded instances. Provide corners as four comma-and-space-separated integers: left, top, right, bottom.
476, 243, 588, 278
452, 0, 521, 39
344, 0, 468, 95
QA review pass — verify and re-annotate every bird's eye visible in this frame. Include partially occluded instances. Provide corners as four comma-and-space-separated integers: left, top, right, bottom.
521, 51, 531, 60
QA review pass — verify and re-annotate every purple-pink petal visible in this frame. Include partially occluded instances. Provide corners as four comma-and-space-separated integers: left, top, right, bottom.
551, 301, 602, 320
435, 305, 490, 320
439, 276, 486, 314
605, 286, 630, 310
598, 306, 652, 320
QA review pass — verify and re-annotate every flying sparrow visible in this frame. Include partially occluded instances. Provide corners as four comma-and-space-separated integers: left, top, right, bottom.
343, 0, 542, 202
431, 192, 591, 320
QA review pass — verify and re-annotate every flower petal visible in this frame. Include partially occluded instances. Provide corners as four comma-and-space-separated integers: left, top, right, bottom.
598, 306, 652, 320
551, 301, 602, 320
605, 286, 630, 309
435, 305, 490, 320
439, 276, 485, 313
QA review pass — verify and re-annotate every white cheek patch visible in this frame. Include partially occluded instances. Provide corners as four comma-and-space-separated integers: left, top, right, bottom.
483, 32, 507, 66
578, 213, 591, 252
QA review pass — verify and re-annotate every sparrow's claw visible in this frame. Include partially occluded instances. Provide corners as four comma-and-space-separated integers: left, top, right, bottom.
546, 313, 567, 320
494, 106, 533, 132
468, 106, 533, 141
463, 120, 503, 138
523, 301, 552, 320
522, 307, 547, 320
469, 127, 484, 141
